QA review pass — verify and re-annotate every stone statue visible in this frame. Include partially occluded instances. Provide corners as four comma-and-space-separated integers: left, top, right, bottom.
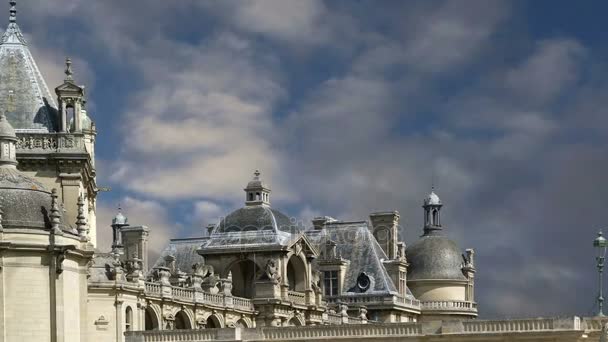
601, 322, 608, 342
261, 259, 281, 282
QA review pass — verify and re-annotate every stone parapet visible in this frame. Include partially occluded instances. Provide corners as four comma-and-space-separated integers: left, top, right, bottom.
125, 316, 592, 342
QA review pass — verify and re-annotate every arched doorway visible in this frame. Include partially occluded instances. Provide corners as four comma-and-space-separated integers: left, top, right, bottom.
228, 260, 259, 298
287, 255, 306, 291
206, 315, 222, 328
145, 307, 160, 331
175, 310, 192, 330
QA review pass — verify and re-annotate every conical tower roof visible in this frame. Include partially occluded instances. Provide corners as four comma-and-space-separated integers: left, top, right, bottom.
0, 1, 58, 132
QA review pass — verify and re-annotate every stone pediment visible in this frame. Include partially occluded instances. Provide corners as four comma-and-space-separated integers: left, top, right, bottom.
55, 81, 84, 94
289, 234, 319, 259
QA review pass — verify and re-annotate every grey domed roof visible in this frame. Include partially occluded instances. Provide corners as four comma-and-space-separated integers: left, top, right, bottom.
406, 233, 466, 281
112, 211, 128, 225
217, 205, 303, 234
0, 167, 65, 229
424, 190, 441, 206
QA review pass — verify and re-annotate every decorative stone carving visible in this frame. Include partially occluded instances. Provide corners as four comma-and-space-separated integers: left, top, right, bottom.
601, 322, 608, 342
221, 271, 233, 296
261, 259, 281, 282
152, 266, 171, 286
125, 253, 143, 283
358, 306, 368, 321
111, 253, 124, 281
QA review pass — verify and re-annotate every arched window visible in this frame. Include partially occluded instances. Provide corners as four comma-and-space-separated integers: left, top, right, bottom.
248, 192, 254, 201
145, 307, 159, 331
175, 310, 191, 330
432, 210, 438, 225
125, 306, 133, 331
287, 255, 306, 292
227, 260, 259, 298
66, 105, 75, 132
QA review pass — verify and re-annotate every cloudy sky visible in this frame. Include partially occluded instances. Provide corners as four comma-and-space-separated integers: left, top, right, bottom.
5, 0, 608, 318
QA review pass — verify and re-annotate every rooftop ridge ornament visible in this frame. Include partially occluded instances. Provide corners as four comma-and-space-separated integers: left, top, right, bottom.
65, 57, 74, 82
1, 0, 26, 45
9, 0, 15, 23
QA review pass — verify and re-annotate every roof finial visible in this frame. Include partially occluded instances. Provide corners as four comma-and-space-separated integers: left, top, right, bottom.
50, 188, 63, 235
9, 1, 16, 23
65, 57, 73, 82
254, 169, 260, 179
76, 194, 88, 239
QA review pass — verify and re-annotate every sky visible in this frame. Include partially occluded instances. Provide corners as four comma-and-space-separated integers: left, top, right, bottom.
3, 0, 608, 319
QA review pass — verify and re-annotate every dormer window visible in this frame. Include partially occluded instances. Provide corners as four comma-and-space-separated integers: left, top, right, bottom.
323, 270, 338, 296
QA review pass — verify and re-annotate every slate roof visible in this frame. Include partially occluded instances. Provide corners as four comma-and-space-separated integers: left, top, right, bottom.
216, 205, 304, 234
149, 237, 208, 276
0, 18, 58, 131
307, 221, 403, 295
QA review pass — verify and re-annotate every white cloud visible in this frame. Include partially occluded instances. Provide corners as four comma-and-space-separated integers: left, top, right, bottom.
402, 0, 509, 72
505, 39, 586, 104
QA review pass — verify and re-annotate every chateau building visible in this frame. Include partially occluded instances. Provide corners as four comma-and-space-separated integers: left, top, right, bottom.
0, 2, 605, 342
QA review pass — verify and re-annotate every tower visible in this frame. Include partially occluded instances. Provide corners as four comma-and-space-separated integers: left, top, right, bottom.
0, 1, 99, 245
406, 189, 478, 320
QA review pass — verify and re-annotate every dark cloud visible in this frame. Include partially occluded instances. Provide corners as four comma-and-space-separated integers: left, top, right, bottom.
7, 0, 608, 319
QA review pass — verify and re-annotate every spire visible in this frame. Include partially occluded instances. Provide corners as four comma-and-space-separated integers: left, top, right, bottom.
0, 111, 17, 168
244, 169, 271, 206
64, 57, 73, 82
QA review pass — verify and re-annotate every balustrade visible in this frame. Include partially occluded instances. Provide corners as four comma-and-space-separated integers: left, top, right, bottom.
421, 300, 477, 312
287, 290, 306, 304
143, 282, 253, 311
463, 318, 554, 332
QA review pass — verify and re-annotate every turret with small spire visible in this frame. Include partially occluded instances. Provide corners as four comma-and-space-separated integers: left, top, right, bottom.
423, 187, 443, 235
111, 206, 129, 253
244, 170, 271, 206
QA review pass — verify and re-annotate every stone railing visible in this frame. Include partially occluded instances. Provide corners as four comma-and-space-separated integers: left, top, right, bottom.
233, 297, 254, 311
326, 313, 342, 325
172, 287, 194, 301
260, 323, 422, 340
143, 282, 254, 311
126, 329, 220, 342
125, 317, 587, 342
394, 295, 421, 308
286, 291, 306, 305
462, 318, 555, 333
326, 294, 420, 311
16, 132, 86, 154
145, 282, 162, 296
422, 300, 477, 312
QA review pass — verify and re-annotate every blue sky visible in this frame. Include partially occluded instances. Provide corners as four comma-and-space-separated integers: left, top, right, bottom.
5, 0, 608, 318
